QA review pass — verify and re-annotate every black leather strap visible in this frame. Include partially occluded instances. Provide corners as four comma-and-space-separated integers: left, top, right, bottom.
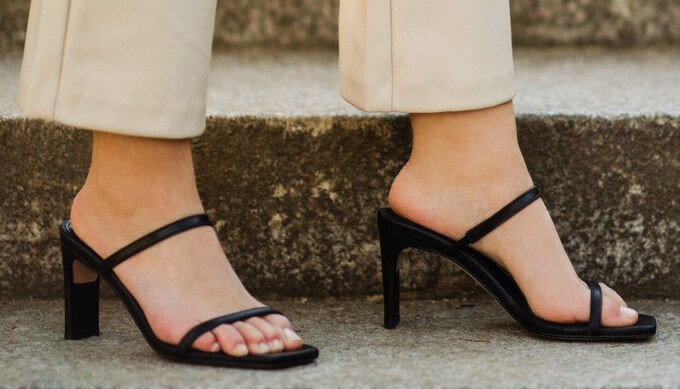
101, 214, 212, 273
444, 187, 541, 254
588, 282, 603, 336
177, 307, 282, 356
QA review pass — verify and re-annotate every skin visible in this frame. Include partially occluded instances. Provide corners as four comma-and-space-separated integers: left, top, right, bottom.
389, 102, 638, 327
70, 132, 302, 356
69, 101, 637, 357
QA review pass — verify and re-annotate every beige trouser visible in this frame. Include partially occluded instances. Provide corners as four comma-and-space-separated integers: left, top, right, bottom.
17, 0, 515, 139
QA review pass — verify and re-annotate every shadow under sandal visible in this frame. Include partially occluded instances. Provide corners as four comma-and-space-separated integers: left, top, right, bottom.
377, 187, 656, 341
60, 214, 319, 368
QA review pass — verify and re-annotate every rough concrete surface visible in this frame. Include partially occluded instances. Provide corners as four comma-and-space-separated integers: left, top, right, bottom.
1, 298, 678, 388
2, 0, 680, 51
0, 48, 678, 299
3, 114, 676, 300
509, 0, 680, 46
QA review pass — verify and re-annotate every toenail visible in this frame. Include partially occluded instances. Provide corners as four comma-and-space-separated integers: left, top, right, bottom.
270, 339, 283, 350
210, 342, 220, 352
234, 343, 248, 356
283, 328, 301, 341
257, 342, 270, 354
620, 306, 637, 320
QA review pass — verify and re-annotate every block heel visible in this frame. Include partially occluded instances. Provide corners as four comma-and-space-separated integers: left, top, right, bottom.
62, 242, 100, 340
376, 187, 657, 341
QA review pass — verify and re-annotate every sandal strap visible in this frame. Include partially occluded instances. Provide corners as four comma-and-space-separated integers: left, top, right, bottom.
101, 214, 212, 273
588, 282, 603, 336
444, 187, 541, 254
177, 307, 282, 356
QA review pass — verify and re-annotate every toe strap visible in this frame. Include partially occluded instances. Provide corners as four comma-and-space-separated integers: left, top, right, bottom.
588, 282, 603, 336
176, 306, 281, 356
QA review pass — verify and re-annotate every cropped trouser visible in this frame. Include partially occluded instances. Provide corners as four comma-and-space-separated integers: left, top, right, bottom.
17, 0, 515, 139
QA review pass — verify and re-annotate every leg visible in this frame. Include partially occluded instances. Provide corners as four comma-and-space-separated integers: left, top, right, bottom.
389, 103, 637, 326
18, 0, 303, 355
71, 132, 303, 354
339, 0, 637, 327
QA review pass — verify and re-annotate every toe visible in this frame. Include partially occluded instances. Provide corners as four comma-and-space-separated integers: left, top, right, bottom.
265, 314, 303, 351
232, 321, 270, 355
600, 293, 638, 327
212, 324, 249, 357
600, 283, 627, 307
246, 317, 284, 353
192, 331, 220, 353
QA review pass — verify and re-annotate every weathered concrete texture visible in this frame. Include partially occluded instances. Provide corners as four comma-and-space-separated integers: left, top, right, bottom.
2, 0, 680, 51
0, 0, 26, 53
0, 114, 677, 299
510, 0, 680, 46
213, 0, 338, 48
1, 298, 678, 388
0, 54, 19, 117
512, 48, 680, 117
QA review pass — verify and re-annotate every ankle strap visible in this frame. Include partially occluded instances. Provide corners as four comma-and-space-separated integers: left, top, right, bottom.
444, 187, 541, 254
100, 214, 212, 274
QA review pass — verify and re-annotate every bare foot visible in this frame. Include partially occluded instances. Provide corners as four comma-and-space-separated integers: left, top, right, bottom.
70, 132, 304, 356
388, 105, 638, 327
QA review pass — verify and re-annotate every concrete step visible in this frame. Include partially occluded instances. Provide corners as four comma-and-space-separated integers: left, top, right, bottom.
0, 47, 678, 299
1, 0, 679, 52
1, 297, 679, 388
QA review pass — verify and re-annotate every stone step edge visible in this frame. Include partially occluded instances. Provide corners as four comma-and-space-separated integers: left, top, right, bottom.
1, 113, 678, 299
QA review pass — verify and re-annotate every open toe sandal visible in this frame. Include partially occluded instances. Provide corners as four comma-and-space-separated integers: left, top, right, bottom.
60, 214, 319, 368
377, 186, 656, 341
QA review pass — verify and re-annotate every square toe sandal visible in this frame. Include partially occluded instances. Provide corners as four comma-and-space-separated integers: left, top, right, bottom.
377, 187, 656, 341
60, 214, 319, 368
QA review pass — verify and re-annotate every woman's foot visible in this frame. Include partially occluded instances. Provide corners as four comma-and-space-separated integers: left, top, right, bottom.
69, 132, 304, 356
388, 103, 638, 327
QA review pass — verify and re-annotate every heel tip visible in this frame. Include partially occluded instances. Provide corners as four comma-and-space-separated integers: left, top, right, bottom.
65, 331, 100, 340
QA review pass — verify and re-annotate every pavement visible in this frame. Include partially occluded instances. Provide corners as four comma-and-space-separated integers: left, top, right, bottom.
2, 297, 679, 388
3, 47, 680, 118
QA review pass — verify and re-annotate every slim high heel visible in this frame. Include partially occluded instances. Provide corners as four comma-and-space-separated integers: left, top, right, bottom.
379, 225, 406, 329
60, 214, 319, 368
377, 187, 656, 340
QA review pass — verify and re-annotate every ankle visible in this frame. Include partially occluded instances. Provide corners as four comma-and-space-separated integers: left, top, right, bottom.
389, 117, 534, 208
69, 133, 206, 255
73, 132, 203, 219
388, 104, 536, 236
70, 182, 203, 256
74, 168, 203, 217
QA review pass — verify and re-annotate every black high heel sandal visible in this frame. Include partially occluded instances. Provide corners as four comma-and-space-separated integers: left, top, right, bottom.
60, 214, 319, 368
377, 187, 656, 340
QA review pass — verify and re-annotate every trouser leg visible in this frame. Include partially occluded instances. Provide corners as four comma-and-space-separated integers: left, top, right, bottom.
339, 0, 515, 113
17, 0, 217, 139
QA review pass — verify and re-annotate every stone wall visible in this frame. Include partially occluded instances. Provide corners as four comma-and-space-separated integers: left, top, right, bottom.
2, 0, 679, 51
